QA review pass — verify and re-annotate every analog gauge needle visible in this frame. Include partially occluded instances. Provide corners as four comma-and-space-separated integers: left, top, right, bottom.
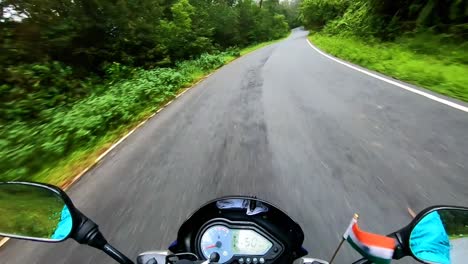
205, 241, 222, 249
205, 244, 217, 249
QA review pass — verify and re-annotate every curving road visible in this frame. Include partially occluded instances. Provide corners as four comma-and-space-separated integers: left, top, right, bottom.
1, 29, 468, 264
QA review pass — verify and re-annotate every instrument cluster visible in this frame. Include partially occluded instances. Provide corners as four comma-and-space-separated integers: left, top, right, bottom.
198, 224, 274, 263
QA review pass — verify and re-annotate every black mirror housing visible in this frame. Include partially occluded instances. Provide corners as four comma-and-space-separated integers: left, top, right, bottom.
0, 181, 81, 242
392, 205, 468, 264
0, 181, 134, 264
0, 181, 105, 245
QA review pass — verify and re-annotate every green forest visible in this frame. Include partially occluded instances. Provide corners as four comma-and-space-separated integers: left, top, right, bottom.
300, 0, 468, 101
1, 0, 294, 183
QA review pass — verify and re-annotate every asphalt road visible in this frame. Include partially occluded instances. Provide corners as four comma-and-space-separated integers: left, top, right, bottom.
451, 237, 468, 263
1, 28, 468, 264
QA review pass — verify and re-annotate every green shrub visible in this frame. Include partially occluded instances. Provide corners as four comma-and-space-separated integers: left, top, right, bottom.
0, 52, 231, 181
225, 47, 241, 57
103, 62, 136, 81
1, 62, 96, 123
299, 0, 349, 29
323, 1, 383, 37
193, 53, 226, 71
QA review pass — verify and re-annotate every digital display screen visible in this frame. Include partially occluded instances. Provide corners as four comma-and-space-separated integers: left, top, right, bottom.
232, 229, 272, 255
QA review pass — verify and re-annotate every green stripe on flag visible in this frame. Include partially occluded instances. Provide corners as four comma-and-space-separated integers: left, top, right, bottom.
346, 237, 391, 264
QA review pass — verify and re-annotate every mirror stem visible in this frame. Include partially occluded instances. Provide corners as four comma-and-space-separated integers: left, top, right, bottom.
103, 243, 134, 264
386, 231, 406, 260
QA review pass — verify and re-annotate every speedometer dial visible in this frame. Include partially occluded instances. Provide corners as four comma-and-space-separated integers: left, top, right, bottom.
200, 225, 233, 263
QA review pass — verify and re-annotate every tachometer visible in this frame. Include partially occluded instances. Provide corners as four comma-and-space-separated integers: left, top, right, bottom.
200, 225, 233, 263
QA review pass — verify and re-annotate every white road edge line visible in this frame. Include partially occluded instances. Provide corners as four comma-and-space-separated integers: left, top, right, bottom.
306, 39, 468, 113
95, 128, 136, 162
0, 237, 9, 247
164, 100, 173, 107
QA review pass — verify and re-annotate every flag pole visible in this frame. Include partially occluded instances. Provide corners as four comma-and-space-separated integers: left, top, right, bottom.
329, 239, 345, 264
329, 213, 359, 264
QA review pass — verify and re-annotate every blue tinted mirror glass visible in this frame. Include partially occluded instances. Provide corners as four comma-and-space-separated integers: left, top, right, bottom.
409, 209, 468, 264
0, 183, 73, 241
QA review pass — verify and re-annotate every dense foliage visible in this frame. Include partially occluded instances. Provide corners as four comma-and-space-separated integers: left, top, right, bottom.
1, 52, 234, 181
1, 0, 292, 123
1, 0, 294, 180
1, 0, 292, 69
300, 0, 468, 41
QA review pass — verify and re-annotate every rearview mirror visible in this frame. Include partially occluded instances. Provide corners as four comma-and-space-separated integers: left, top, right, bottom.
409, 207, 468, 264
0, 182, 76, 242
0, 181, 134, 264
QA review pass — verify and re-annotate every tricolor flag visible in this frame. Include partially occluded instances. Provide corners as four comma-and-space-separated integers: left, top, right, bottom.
343, 216, 396, 264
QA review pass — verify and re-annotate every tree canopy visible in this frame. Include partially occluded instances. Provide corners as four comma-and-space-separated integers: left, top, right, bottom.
1, 0, 294, 123
1, 0, 292, 70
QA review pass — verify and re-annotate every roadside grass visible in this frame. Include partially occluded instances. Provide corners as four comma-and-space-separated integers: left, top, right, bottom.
1, 54, 226, 183
28, 81, 203, 188
29, 71, 209, 188
309, 33, 468, 102
1, 37, 286, 190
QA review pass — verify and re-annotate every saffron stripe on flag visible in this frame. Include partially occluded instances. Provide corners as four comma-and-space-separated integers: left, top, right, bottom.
348, 226, 395, 260
352, 224, 396, 249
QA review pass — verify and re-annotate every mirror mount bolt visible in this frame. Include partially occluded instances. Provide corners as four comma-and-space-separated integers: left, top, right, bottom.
73, 213, 107, 249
